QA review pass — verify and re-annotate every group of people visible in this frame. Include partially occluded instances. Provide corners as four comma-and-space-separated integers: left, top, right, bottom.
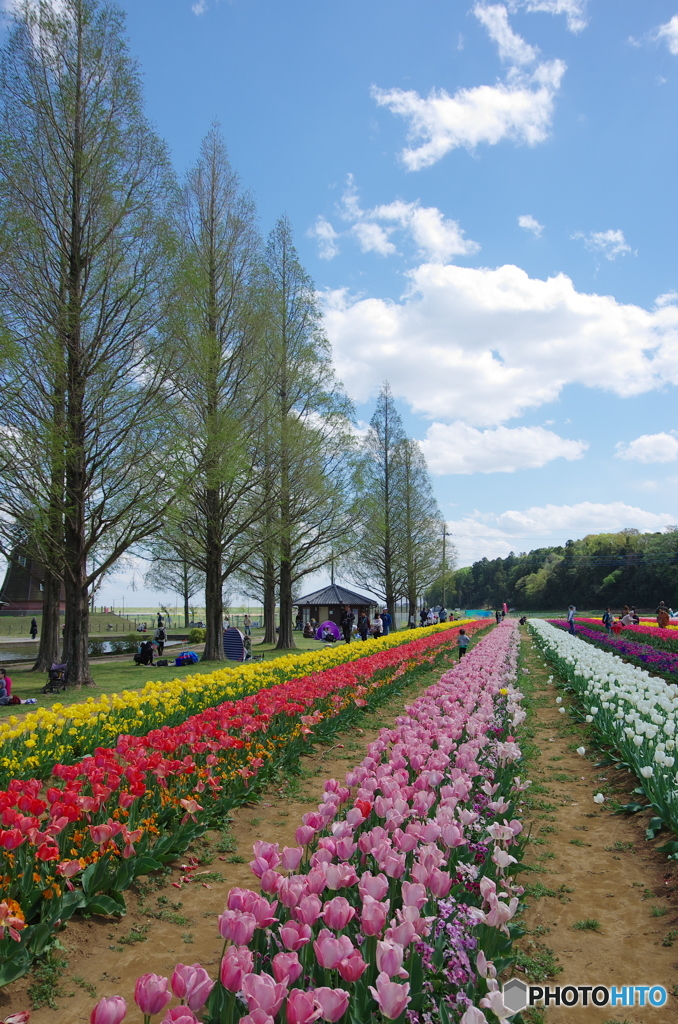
418, 607, 449, 627
133, 615, 168, 665
340, 606, 393, 643
565, 601, 676, 637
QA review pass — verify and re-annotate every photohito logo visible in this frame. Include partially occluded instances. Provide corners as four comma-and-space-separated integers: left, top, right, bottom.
502, 979, 668, 1012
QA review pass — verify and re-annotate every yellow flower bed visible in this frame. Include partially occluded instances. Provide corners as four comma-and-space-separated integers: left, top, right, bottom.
0, 621, 468, 782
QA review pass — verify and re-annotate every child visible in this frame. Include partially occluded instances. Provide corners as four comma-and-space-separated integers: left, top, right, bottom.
0, 667, 11, 705
457, 629, 469, 659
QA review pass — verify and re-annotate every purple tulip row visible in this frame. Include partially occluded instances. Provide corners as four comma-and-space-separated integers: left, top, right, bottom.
89, 621, 526, 1024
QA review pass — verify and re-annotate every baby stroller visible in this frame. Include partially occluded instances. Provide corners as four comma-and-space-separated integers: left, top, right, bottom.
43, 663, 68, 693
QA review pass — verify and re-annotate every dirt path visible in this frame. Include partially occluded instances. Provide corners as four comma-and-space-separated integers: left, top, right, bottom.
518, 629, 678, 1024
0, 648, 468, 1022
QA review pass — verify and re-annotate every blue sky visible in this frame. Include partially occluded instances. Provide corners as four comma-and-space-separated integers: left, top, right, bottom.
82, 1, 678, 601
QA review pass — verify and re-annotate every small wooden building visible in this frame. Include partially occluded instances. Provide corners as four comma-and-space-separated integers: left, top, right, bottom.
294, 583, 377, 626
0, 548, 65, 615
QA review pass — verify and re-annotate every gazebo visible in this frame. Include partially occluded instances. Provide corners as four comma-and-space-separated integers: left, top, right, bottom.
294, 583, 377, 627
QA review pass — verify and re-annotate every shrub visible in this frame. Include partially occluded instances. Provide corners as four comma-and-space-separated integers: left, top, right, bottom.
188, 627, 206, 644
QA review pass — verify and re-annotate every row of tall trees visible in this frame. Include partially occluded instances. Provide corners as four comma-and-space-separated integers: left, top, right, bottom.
451, 529, 678, 611
0, 0, 447, 684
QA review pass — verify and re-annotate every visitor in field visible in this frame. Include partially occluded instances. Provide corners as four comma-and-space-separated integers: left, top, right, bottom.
439, 606, 448, 622
30, 617, 38, 639
154, 623, 166, 655
243, 613, 252, 636
495, 609, 501, 624
620, 609, 635, 627
420, 607, 428, 626
371, 613, 383, 638
611, 617, 623, 635
567, 605, 576, 634
657, 601, 671, 628
408, 611, 416, 629
602, 607, 614, 632
341, 604, 354, 644
0, 668, 11, 705
457, 628, 469, 658
381, 607, 392, 635
303, 620, 314, 638
134, 640, 155, 666
357, 610, 370, 641
426, 608, 437, 626
295, 610, 303, 631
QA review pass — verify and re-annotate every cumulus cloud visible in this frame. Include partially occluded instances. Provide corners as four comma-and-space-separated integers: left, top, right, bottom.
510, 0, 588, 34
518, 214, 544, 236
656, 15, 678, 55
322, 261, 678, 426
615, 432, 678, 464
311, 177, 479, 262
373, 59, 565, 171
448, 501, 675, 565
474, 4, 538, 65
308, 217, 340, 260
420, 422, 587, 474
573, 228, 632, 261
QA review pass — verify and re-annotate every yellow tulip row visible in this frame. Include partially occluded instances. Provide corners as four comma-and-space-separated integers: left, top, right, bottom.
0, 620, 468, 783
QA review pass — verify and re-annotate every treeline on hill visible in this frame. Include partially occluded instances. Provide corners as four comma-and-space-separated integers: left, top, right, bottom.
0, 0, 449, 686
444, 530, 678, 611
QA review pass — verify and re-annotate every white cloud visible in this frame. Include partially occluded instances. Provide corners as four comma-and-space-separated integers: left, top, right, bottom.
656, 15, 678, 55
573, 228, 632, 261
656, 291, 678, 308
615, 432, 678, 464
474, 4, 538, 65
317, 176, 479, 262
308, 217, 340, 260
372, 59, 565, 171
518, 213, 544, 236
191, 0, 208, 14
420, 422, 587, 474
511, 0, 588, 34
351, 221, 396, 257
448, 501, 675, 565
322, 261, 678, 427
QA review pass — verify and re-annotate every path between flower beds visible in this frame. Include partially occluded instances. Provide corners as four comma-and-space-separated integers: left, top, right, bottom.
2, 646, 468, 1023
518, 628, 678, 1024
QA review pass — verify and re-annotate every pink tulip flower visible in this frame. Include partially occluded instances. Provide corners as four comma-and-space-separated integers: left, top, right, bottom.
240, 1011, 275, 1024
218, 909, 257, 946
427, 869, 452, 898
90, 996, 127, 1024
368, 973, 411, 1019
260, 869, 284, 894
220, 945, 254, 992
170, 963, 214, 1011
281, 846, 304, 872
321, 896, 355, 931
313, 987, 349, 1022
337, 952, 367, 982
360, 897, 389, 936
280, 920, 312, 951
460, 1007, 488, 1024
272, 951, 303, 985
160, 1009, 199, 1024
401, 882, 427, 909
313, 929, 353, 970
359, 872, 389, 901
295, 825, 316, 846
242, 972, 288, 1016
294, 894, 323, 926
285, 989, 322, 1024
134, 974, 172, 1017
376, 940, 408, 979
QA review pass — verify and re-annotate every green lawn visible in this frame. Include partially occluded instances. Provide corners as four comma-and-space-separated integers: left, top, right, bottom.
0, 630, 359, 718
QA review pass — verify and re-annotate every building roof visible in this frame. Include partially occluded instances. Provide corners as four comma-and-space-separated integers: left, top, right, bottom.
294, 583, 377, 607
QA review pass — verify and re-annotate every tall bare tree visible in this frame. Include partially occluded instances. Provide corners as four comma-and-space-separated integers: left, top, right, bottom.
0, 0, 176, 685
398, 438, 447, 620
144, 539, 204, 628
165, 126, 265, 661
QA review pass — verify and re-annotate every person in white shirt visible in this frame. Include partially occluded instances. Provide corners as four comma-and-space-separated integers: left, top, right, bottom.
371, 614, 383, 637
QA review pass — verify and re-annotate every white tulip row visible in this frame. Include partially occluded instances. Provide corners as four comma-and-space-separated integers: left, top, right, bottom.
528, 619, 678, 828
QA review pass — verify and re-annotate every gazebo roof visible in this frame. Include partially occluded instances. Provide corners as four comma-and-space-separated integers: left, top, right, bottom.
294, 583, 377, 607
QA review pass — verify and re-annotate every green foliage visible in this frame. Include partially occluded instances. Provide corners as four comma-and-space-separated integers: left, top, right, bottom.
188, 627, 206, 644
450, 528, 678, 609
28, 950, 68, 1010
573, 918, 601, 931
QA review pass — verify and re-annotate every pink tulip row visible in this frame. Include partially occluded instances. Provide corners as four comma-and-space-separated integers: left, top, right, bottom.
90, 621, 526, 1024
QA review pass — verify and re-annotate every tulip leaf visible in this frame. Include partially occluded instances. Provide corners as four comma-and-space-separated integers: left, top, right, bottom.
646, 817, 664, 839
85, 894, 126, 917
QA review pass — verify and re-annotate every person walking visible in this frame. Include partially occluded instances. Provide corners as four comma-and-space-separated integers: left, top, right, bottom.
602, 607, 614, 633
420, 607, 428, 627
154, 624, 166, 656
157, 612, 164, 629
495, 609, 501, 625
243, 613, 252, 637
30, 617, 38, 640
380, 607, 392, 636
567, 605, 576, 634
457, 628, 469, 659
439, 607, 448, 623
357, 610, 370, 641
341, 605, 354, 644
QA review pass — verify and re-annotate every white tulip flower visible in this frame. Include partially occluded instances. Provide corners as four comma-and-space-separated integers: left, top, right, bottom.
577, 747, 586, 755
593, 793, 605, 804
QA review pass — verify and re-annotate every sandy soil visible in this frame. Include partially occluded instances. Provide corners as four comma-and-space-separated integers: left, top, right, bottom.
518, 630, 678, 1023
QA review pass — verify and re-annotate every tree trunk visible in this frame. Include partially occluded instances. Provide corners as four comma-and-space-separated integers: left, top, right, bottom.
62, 556, 93, 686
183, 590, 190, 629
202, 487, 223, 660
32, 569, 61, 671
277, 548, 294, 649
263, 551, 276, 644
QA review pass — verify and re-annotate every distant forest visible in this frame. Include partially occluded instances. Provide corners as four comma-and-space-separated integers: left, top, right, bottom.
445, 529, 678, 611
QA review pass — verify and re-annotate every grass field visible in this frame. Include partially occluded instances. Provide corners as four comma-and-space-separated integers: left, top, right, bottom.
0, 630, 360, 718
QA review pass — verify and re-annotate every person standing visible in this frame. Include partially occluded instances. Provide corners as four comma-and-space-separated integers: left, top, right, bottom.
602, 607, 614, 633
154, 624, 166, 656
371, 613, 383, 638
157, 611, 164, 629
567, 605, 576, 635
30, 617, 38, 640
408, 612, 416, 629
357, 610, 370, 641
341, 605, 354, 644
457, 629, 469, 659
380, 607, 392, 636
243, 613, 252, 637
439, 607, 448, 623
495, 609, 501, 624
419, 607, 427, 627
